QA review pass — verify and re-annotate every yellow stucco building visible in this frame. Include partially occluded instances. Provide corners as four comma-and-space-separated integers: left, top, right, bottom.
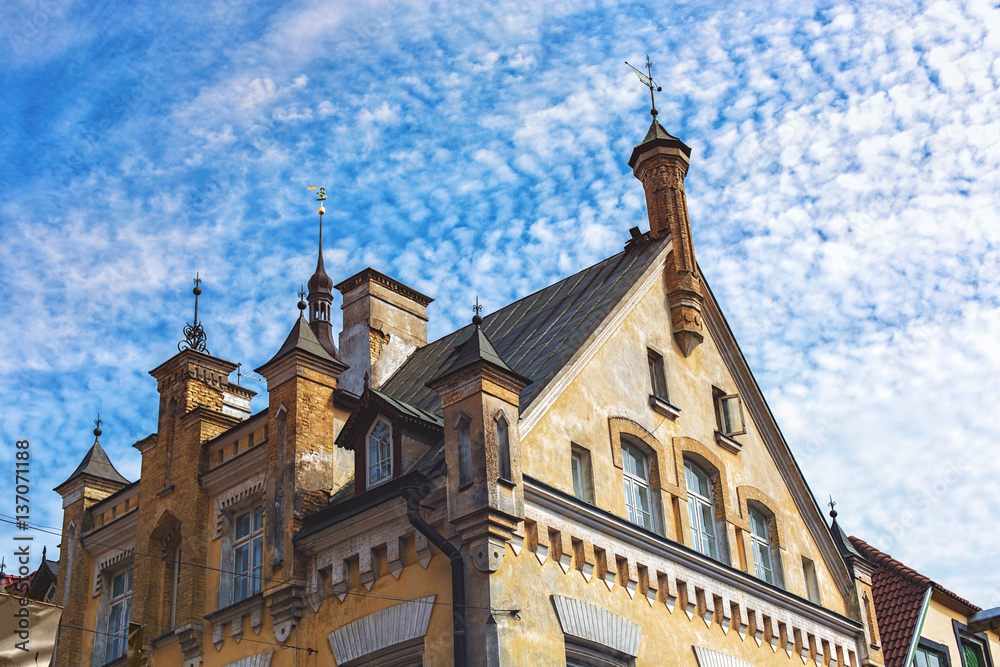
52, 109, 919, 667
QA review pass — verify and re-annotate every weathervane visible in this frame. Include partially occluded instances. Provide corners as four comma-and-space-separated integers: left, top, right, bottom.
828, 495, 838, 520
178, 272, 209, 353
308, 185, 327, 248
298, 284, 308, 312
626, 55, 663, 118
94, 413, 103, 440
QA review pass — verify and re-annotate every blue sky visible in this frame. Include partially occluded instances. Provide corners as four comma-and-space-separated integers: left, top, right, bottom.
2, 0, 999, 604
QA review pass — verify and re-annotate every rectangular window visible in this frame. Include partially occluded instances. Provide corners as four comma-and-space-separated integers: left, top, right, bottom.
647, 349, 668, 400
802, 556, 821, 604
570, 445, 594, 503
105, 568, 132, 662
915, 647, 948, 667
715, 391, 746, 437
960, 641, 986, 667
622, 444, 652, 530
233, 505, 264, 602
367, 419, 393, 487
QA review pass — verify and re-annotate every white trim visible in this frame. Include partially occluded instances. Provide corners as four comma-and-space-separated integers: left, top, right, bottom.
327, 595, 435, 664
552, 595, 642, 658
366, 417, 393, 489
903, 587, 933, 667
519, 245, 671, 439
693, 646, 753, 667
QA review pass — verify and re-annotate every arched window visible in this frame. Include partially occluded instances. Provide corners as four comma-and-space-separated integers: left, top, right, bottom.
496, 414, 512, 482
622, 442, 653, 531
456, 413, 472, 487
367, 419, 392, 487
749, 507, 778, 585
685, 460, 720, 561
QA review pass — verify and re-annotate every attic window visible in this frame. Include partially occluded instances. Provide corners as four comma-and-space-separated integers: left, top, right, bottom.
367, 418, 393, 488
713, 387, 746, 453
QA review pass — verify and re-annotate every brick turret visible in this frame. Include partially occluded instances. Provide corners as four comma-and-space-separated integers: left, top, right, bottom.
629, 117, 705, 356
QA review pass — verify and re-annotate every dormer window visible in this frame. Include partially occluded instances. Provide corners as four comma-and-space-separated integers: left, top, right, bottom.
367, 418, 393, 487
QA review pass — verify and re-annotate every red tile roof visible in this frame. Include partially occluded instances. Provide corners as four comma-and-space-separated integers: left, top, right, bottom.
849, 536, 980, 667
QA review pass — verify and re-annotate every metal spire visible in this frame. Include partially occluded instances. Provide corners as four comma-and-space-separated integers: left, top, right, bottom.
179, 273, 209, 353
298, 284, 308, 312
93, 413, 103, 441
828, 495, 838, 521
626, 55, 664, 118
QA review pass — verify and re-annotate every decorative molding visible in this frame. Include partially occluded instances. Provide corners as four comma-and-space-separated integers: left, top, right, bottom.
523, 476, 861, 660
649, 395, 682, 420
327, 595, 435, 665
221, 652, 273, 667
213, 474, 265, 538
693, 646, 753, 667
91, 540, 134, 596
552, 595, 642, 658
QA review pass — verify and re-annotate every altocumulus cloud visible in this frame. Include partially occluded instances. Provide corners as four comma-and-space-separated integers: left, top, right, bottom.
1, 0, 999, 603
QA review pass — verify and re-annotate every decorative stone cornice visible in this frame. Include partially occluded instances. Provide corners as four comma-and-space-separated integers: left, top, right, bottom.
552, 595, 642, 658
91, 540, 134, 596
327, 595, 436, 665
334, 267, 435, 308
212, 474, 265, 538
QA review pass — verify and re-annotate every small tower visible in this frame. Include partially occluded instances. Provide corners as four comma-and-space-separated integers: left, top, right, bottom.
53, 418, 130, 663
307, 188, 339, 358
427, 302, 530, 573
627, 58, 705, 357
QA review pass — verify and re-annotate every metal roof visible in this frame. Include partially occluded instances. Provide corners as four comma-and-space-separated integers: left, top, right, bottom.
379, 235, 669, 416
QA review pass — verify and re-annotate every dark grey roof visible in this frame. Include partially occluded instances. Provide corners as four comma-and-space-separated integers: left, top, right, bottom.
57, 439, 129, 489
428, 325, 528, 386
830, 517, 865, 564
379, 235, 669, 415
369, 388, 443, 428
256, 314, 342, 373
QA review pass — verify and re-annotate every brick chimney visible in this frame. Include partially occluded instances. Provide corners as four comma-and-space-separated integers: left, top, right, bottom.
334, 268, 433, 394
629, 117, 705, 357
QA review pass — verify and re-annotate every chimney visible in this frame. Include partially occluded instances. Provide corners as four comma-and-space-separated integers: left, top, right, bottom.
335, 268, 433, 394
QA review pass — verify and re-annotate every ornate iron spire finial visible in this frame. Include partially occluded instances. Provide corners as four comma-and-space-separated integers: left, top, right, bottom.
828, 495, 838, 521
472, 296, 483, 328
178, 272, 209, 354
626, 55, 663, 118
363, 371, 370, 389
93, 413, 103, 440
298, 284, 308, 312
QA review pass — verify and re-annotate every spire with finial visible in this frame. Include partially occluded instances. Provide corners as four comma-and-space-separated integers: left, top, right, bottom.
305, 186, 339, 358
298, 284, 308, 313
828, 495, 838, 521
626, 55, 663, 119
626, 56, 703, 357
178, 273, 209, 353
472, 296, 483, 328
93, 413, 103, 442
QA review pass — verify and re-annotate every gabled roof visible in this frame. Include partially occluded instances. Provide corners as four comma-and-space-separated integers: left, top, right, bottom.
335, 386, 443, 451
56, 439, 129, 490
428, 324, 531, 387
849, 536, 982, 666
379, 235, 669, 415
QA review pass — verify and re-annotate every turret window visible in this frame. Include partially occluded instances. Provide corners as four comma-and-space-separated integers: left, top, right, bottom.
367, 419, 393, 487
685, 461, 720, 561
457, 413, 473, 488
496, 414, 512, 482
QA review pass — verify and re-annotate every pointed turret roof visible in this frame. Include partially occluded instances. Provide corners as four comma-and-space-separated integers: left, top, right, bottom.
308, 244, 334, 294
256, 313, 344, 374
428, 318, 531, 387
57, 438, 129, 491
628, 117, 692, 168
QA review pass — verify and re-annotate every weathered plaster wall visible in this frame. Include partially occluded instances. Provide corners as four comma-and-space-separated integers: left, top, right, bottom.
522, 264, 849, 615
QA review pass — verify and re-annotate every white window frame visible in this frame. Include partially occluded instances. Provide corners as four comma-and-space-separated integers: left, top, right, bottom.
104, 566, 132, 663
232, 504, 264, 604
367, 418, 393, 488
749, 507, 782, 586
684, 461, 721, 561
716, 393, 746, 437
622, 442, 653, 531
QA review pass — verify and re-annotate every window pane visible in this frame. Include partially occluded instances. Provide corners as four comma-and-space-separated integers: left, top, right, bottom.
962, 644, 983, 667
571, 454, 583, 500
236, 511, 250, 539
750, 511, 767, 539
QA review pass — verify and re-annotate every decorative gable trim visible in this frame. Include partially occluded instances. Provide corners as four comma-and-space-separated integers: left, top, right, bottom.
693, 646, 753, 667
327, 595, 435, 665
551, 595, 642, 658
213, 474, 265, 538
92, 540, 134, 596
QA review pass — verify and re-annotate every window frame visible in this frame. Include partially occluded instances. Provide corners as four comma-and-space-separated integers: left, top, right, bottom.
647, 349, 668, 401
571, 445, 594, 504
952, 619, 994, 667
366, 418, 393, 489
747, 506, 783, 587
456, 412, 473, 488
913, 638, 952, 667
232, 504, 264, 604
496, 414, 512, 483
103, 566, 133, 664
684, 460, 721, 561
621, 442, 654, 531
801, 555, 821, 604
